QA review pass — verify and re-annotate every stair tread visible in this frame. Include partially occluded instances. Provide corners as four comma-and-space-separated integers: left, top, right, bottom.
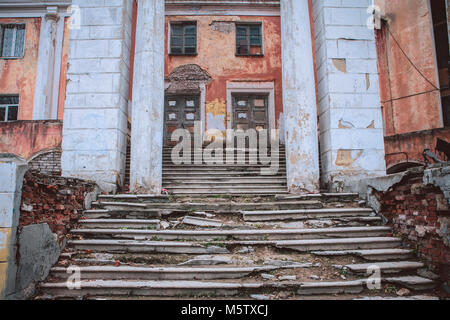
73, 226, 391, 235
277, 237, 400, 245
242, 208, 373, 214
80, 219, 160, 224
384, 275, 435, 284
312, 248, 412, 255
345, 261, 424, 271
41, 279, 364, 289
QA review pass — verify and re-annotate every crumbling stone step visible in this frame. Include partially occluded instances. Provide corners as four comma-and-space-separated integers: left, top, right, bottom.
355, 295, 439, 300
79, 219, 160, 230
50, 265, 308, 281
162, 164, 287, 169
167, 189, 289, 195
165, 185, 287, 190
39, 279, 364, 299
68, 240, 230, 254
275, 193, 359, 201
163, 178, 287, 184
162, 159, 286, 163
91, 200, 323, 214
296, 280, 365, 295
311, 249, 413, 261
384, 276, 436, 291
163, 171, 287, 176
242, 208, 374, 221
72, 226, 392, 241
98, 195, 169, 201
83, 209, 162, 220
163, 185, 287, 193
275, 237, 401, 252
345, 261, 424, 274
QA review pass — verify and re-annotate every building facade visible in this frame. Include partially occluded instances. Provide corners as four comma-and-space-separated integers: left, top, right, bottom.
0, 0, 448, 195
375, 0, 450, 173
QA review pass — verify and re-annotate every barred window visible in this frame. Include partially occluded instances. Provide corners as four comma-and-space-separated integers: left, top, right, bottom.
0, 24, 26, 58
0, 95, 19, 122
236, 23, 263, 56
170, 22, 197, 55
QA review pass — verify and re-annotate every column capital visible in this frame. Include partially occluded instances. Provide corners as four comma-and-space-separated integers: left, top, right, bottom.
45, 6, 59, 22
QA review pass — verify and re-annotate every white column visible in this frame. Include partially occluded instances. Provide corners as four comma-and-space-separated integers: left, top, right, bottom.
313, 0, 386, 192
62, 0, 132, 193
280, 0, 320, 193
33, 7, 60, 120
130, 0, 165, 194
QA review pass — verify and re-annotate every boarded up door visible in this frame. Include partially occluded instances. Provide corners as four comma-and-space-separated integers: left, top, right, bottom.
164, 95, 200, 146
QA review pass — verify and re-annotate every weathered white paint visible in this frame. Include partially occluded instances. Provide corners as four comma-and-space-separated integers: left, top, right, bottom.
130, 0, 165, 194
313, 0, 386, 192
33, 7, 61, 120
0, 155, 27, 299
280, 0, 320, 194
61, 0, 132, 192
166, 1, 280, 16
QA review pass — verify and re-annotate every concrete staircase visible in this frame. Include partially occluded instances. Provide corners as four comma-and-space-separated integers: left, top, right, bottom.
35, 193, 438, 300
162, 146, 288, 195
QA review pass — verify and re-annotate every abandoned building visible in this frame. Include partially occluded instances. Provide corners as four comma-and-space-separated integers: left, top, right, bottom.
0, 0, 449, 300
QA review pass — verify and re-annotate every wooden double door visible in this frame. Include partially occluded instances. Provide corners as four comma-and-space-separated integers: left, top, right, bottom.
164, 95, 200, 146
163, 94, 270, 146
232, 94, 269, 132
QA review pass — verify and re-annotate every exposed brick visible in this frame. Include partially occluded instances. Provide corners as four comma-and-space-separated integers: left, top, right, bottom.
376, 172, 450, 282
19, 171, 97, 244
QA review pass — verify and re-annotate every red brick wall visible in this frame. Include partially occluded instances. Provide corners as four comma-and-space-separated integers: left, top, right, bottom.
19, 171, 97, 244
373, 171, 450, 281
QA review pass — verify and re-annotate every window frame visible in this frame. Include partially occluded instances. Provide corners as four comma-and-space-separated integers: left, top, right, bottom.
0, 95, 19, 122
169, 21, 198, 56
235, 22, 264, 57
0, 24, 26, 59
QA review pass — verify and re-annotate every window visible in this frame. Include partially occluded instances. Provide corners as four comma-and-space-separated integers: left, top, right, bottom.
236, 23, 263, 56
170, 22, 197, 55
0, 96, 19, 122
0, 24, 26, 58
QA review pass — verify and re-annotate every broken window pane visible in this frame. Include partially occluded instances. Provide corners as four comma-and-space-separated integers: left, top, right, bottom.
0, 95, 19, 122
254, 99, 265, 107
7, 105, 18, 121
236, 24, 263, 56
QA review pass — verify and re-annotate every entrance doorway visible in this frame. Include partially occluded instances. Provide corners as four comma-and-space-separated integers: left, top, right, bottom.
231, 94, 269, 131
164, 95, 200, 146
